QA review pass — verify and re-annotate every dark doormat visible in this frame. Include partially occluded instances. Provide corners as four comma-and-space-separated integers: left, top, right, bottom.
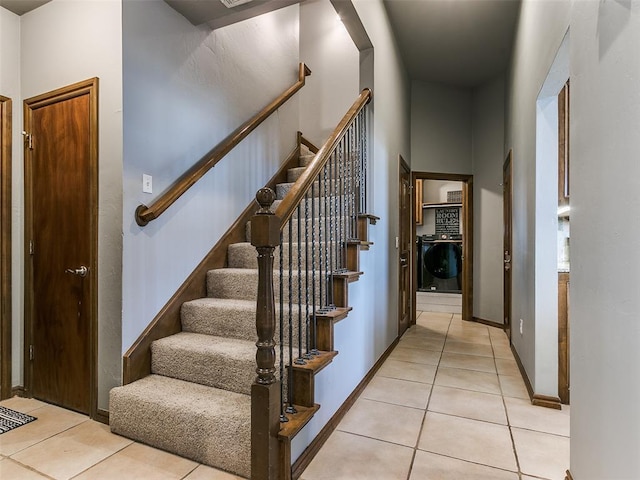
0, 406, 37, 434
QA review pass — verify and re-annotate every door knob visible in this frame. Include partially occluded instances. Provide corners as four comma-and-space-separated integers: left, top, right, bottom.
65, 266, 88, 277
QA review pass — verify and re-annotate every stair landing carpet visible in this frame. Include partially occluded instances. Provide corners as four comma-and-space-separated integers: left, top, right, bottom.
0, 406, 37, 434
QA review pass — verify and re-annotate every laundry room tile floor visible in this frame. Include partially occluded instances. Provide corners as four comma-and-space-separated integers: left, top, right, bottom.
301, 311, 571, 480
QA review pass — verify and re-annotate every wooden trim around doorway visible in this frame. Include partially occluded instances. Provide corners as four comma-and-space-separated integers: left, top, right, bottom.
411, 172, 473, 322
0, 95, 12, 400
23, 78, 99, 418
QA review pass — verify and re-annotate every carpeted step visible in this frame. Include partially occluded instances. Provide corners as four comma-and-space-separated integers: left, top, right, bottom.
110, 375, 251, 478
246, 212, 353, 243
299, 153, 315, 167
207, 268, 325, 303
151, 332, 255, 395
228, 242, 329, 270
181, 297, 309, 345
276, 178, 351, 200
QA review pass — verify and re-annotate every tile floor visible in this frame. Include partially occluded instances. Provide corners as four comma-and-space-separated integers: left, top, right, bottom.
300, 311, 570, 480
0, 311, 570, 480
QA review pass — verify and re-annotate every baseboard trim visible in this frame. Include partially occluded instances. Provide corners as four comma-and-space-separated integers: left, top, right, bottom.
532, 394, 562, 410
95, 408, 109, 425
565, 469, 574, 480
11, 386, 25, 397
472, 316, 504, 329
511, 344, 563, 410
291, 337, 400, 479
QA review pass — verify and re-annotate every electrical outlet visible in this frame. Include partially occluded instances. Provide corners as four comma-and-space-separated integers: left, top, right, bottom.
143, 174, 152, 194
519, 318, 523, 335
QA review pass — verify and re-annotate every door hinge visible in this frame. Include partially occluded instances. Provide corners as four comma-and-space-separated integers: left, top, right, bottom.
29, 345, 34, 361
22, 131, 33, 150
29, 240, 34, 255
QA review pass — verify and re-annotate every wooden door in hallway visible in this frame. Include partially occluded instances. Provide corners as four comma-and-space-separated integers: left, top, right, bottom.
0, 95, 11, 400
24, 79, 98, 415
398, 157, 411, 336
503, 151, 513, 340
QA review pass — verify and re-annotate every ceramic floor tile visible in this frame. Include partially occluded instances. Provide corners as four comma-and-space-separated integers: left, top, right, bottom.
0, 458, 50, 479
0, 397, 48, 414
361, 376, 431, 409
428, 386, 507, 425
446, 331, 492, 345
377, 359, 437, 384
399, 335, 445, 352
409, 450, 519, 480
492, 344, 515, 359
522, 477, 551, 480
74, 442, 199, 480
499, 374, 530, 400
439, 352, 496, 373
338, 398, 424, 447
443, 340, 494, 357
300, 430, 413, 480
418, 311, 453, 323
0, 404, 87, 456
388, 346, 441, 366
183, 464, 245, 479
434, 367, 501, 394
512, 428, 570, 480
418, 412, 517, 471
11, 420, 133, 479
504, 397, 570, 436
448, 322, 490, 334
495, 358, 520, 376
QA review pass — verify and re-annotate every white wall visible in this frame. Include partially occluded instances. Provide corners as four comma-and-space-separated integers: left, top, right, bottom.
411, 81, 472, 174
121, 1, 300, 353
16, 0, 123, 411
471, 76, 505, 324
291, 0, 410, 461
569, 1, 640, 477
299, 0, 360, 146
0, 7, 22, 388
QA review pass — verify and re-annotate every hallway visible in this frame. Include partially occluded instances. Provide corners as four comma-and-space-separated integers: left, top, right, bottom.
301, 312, 570, 480
0, 312, 570, 479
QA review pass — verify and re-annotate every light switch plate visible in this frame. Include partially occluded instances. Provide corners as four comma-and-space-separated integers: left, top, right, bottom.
143, 174, 152, 194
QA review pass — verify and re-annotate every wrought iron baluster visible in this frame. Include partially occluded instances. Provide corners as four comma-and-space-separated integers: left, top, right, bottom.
285, 219, 296, 415
295, 205, 305, 365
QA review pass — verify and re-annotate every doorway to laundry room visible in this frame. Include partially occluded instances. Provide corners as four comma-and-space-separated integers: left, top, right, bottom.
412, 172, 473, 322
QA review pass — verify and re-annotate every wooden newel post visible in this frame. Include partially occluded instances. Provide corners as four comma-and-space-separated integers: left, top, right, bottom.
251, 187, 282, 480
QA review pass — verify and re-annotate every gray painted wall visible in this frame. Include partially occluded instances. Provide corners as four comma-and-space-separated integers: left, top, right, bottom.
508, 0, 640, 477
471, 76, 505, 324
299, 0, 360, 146
291, 0, 410, 461
11, 0, 123, 411
121, 1, 300, 353
411, 81, 472, 174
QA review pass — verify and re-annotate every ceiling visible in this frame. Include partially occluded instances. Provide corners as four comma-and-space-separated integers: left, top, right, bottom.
0, 0, 520, 89
0, 0, 50, 16
383, 0, 520, 88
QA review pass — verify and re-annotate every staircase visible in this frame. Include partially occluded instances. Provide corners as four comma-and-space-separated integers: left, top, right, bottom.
110, 145, 374, 479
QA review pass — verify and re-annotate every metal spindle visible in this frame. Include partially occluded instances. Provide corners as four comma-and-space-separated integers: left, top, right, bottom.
304, 190, 312, 359
279, 231, 287, 422
311, 179, 319, 355
295, 205, 305, 365
286, 220, 296, 414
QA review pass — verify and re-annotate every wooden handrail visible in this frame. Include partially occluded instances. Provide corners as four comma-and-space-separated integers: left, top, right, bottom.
135, 63, 312, 226
274, 88, 372, 229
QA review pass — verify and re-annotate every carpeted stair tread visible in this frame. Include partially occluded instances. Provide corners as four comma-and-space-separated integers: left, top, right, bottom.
152, 332, 255, 395
207, 268, 324, 302
109, 375, 250, 478
228, 242, 328, 269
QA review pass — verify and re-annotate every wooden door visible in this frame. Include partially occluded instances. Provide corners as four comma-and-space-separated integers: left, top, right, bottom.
24, 79, 98, 415
0, 96, 12, 400
503, 151, 513, 340
399, 157, 411, 336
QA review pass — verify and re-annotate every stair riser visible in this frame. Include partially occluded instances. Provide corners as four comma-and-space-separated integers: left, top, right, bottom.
287, 166, 342, 182
151, 341, 255, 396
247, 214, 356, 243
208, 269, 333, 304
276, 178, 354, 200
228, 242, 332, 270
181, 301, 312, 347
